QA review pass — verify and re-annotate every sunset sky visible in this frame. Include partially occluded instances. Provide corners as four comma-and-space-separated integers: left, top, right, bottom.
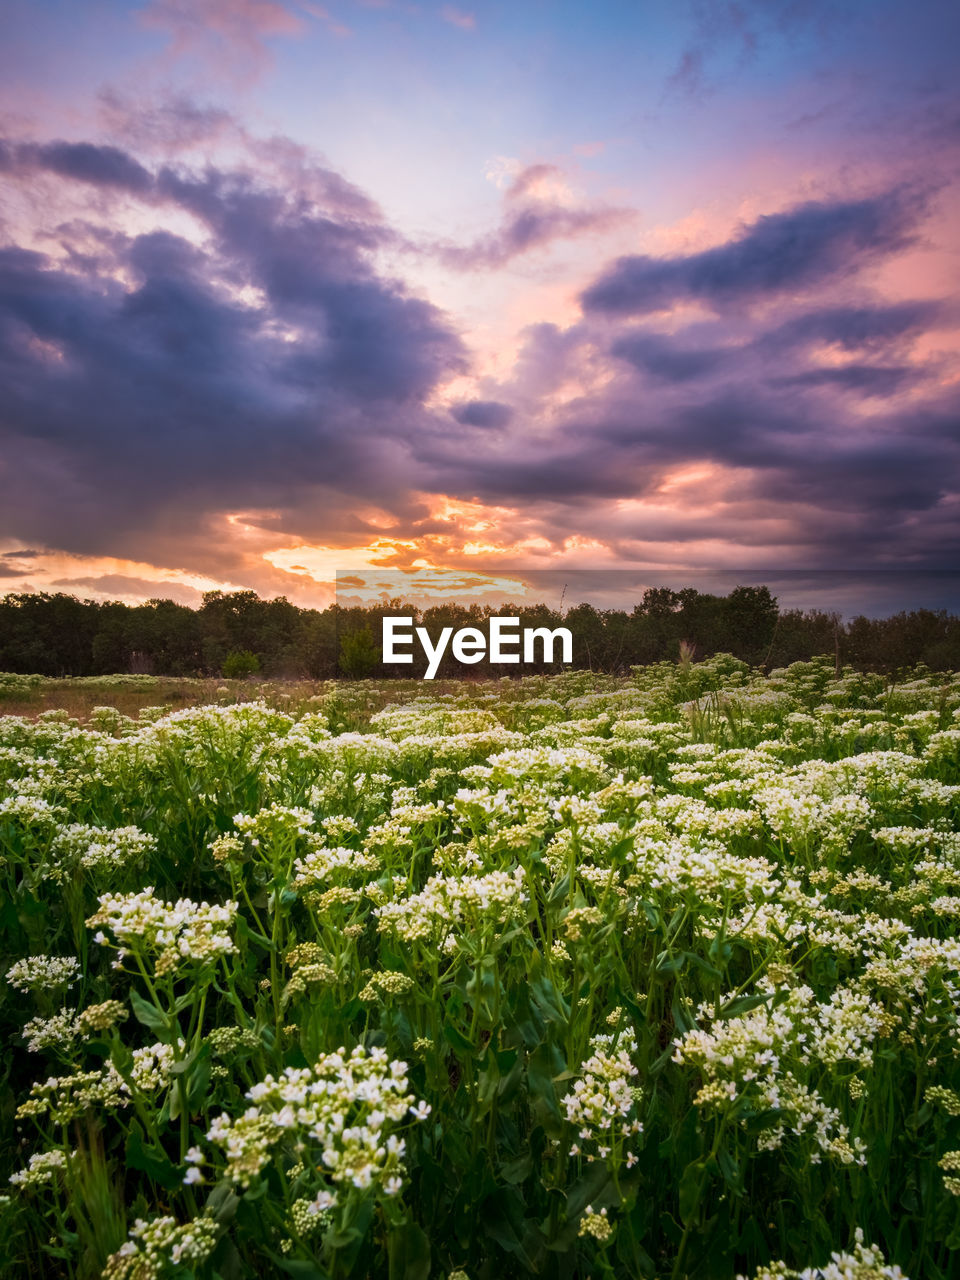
1, 0, 959, 611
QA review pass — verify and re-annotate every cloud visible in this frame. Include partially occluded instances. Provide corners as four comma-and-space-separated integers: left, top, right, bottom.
610, 332, 726, 382
406, 258, 959, 569
666, 48, 707, 97
9, 115, 386, 247
97, 91, 239, 155
139, 0, 306, 79
0, 137, 467, 567
770, 364, 916, 395
12, 141, 154, 193
49, 575, 205, 604
0, 119, 956, 588
438, 163, 630, 269
450, 400, 514, 428
581, 190, 924, 315
439, 6, 475, 31
759, 301, 941, 352
665, 1, 833, 99
608, 300, 942, 386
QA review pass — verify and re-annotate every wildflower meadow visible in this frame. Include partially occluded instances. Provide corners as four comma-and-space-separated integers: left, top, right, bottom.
2, 655, 960, 1279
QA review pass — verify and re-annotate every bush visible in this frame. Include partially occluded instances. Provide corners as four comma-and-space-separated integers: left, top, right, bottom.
221, 649, 260, 679
338, 627, 379, 678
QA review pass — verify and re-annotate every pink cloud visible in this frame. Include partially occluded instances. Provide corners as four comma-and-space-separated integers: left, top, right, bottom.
439, 5, 475, 31
572, 141, 608, 159
139, 0, 307, 82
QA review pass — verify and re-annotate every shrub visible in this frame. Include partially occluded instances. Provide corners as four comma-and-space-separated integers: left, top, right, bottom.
221, 649, 260, 679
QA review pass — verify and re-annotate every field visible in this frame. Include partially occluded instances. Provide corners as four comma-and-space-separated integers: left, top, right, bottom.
2, 656, 960, 1280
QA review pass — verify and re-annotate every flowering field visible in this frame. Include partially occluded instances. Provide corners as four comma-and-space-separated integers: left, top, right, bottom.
2, 656, 960, 1279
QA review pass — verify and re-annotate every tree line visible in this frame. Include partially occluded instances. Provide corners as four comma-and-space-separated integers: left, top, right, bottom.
1, 586, 959, 678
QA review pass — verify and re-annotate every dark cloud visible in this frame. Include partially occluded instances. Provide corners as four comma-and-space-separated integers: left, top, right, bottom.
450, 400, 513, 428
770, 365, 915, 395
666, 47, 708, 97
608, 300, 941, 392
8, 132, 383, 226
18, 141, 154, 193
610, 332, 726, 381
581, 190, 923, 315
759, 301, 941, 352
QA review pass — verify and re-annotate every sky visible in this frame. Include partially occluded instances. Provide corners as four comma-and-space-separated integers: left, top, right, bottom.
0, 0, 959, 613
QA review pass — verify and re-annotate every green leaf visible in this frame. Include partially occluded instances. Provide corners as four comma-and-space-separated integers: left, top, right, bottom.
187, 1046, 212, 1109
683, 950, 723, 979
546, 873, 570, 908
529, 974, 568, 1025
678, 1159, 708, 1226
480, 1189, 527, 1256
125, 1126, 182, 1191
388, 1220, 430, 1280
273, 1257, 331, 1279
565, 1160, 613, 1219
206, 1180, 241, 1225
744, 1108, 785, 1135
528, 1040, 565, 1129
500, 1151, 533, 1185
129, 988, 170, 1035
496, 1050, 524, 1104
716, 1147, 740, 1191
110, 1036, 134, 1077
442, 1022, 475, 1055
719, 992, 774, 1019
671, 991, 697, 1036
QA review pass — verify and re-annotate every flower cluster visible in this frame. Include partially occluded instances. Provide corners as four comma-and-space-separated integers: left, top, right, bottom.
9, 1149, 69, 1189
102, 1215, 219, 1279
49, 822, 156, 879
737, 1228, 909, 1279
292, 843, 380, 893
563, 1030, 643, 1167
87, 888, 238, 977
675, 985, 877, 1166
374, 868, 528, 949
205, 1045, 430, 1193
6, 954, 80, 992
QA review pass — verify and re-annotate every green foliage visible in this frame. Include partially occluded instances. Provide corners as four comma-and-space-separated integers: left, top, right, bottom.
222, 650, 261, 679
337, 628, 379, 679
